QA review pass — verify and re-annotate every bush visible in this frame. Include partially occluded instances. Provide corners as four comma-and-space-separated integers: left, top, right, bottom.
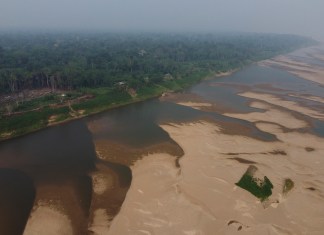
283, 178, 294, 195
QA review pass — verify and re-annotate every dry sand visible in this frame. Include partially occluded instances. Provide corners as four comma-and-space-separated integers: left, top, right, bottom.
78, 46, 324, 234
108, 120, 324, 234
176, 101, 212, 110
239, 92, 324, 121
108, 84, 324, 235
24, 203, 73, 235
214, 70, 238, 78
224, 101, 308, 129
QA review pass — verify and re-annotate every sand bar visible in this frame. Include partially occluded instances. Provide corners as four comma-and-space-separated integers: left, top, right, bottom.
239, 92, 324, 120
259, 46, 324, 86
108, 118, 324, 234
24, 204, 73, 235
224, 101, 308, 129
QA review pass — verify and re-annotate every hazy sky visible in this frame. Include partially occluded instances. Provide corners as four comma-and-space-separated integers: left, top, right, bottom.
0, 0, 323, 40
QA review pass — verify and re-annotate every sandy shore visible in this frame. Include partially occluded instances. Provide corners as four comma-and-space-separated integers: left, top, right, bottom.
289, 94, 324, 105
88, 161, 131, 235
214, 69, 238, 78
176, 101, 212, 110
239, 92, 324, 121
259, 46, 324, 86
108, 87, 324, 234
24, 203, 73, 235
224, 101, 308, 129
22, 179, 92, 235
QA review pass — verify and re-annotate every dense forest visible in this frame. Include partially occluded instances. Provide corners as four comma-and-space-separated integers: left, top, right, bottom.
0, 32, 316, 139
0, 32, 315, 93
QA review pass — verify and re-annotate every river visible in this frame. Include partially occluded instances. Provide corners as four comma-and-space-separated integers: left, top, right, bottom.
0, 48, 324, 234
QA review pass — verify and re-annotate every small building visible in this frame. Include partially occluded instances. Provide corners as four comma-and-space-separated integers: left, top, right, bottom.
115, 81, 128, 90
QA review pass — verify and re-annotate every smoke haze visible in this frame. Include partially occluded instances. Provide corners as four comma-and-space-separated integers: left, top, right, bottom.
0, 0, 323, 40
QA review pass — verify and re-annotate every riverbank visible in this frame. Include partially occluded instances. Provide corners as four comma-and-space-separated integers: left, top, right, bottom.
1, 40, 317, 143
0, 67, 244, 143
0, 49, 303, 143
0, 70, 214, 142
0, 32, 316, 142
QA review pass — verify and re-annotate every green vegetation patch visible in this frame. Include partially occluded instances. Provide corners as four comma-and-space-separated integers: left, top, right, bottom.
72, 89, 132, 114
0, 106, 70, 137
136, 85, 167, 99
283, 178, 294, 195
236, 165, 273, 201
12, 95, 56, 112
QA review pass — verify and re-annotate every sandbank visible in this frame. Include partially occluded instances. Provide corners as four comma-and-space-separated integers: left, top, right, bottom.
224, 101, 308, 129
108, 117, 324, 234
103, 47, 324, 234
259, 47, 324, 86
289, 94, 324, 105
239, 92, 324, 120
24, 203, 73, 235
176, 101, 212, 110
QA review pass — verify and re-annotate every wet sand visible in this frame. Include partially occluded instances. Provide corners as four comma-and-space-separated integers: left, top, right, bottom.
88, 161, 131, 235
259, 45, 324, 86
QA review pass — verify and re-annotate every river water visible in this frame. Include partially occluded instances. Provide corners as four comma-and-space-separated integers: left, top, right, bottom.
0, 61, 324, 234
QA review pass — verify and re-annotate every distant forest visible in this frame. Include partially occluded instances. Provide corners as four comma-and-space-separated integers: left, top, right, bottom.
0, 32, 315, 93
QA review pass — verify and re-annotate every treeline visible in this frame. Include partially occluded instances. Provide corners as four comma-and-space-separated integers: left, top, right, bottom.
0, 32, 316, 93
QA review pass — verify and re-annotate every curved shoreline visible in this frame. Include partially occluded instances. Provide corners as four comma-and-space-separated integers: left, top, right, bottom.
0, 95, 162, 143
0, 67, 272, 143
0, 49, 298, 143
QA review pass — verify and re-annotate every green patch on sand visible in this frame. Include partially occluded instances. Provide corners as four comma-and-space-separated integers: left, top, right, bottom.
283, 178, 294, 195
236, 165, 273, 201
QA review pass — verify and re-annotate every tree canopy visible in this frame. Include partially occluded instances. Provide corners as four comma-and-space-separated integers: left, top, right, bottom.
0, 32, 315, 94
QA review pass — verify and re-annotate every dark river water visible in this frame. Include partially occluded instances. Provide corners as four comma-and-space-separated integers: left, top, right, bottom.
0, 63, 324, 234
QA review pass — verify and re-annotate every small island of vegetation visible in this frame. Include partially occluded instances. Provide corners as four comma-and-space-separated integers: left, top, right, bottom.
236, 165, 274, 201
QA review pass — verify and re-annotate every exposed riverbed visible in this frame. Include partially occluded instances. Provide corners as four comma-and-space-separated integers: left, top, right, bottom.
0, 46, 324, 234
